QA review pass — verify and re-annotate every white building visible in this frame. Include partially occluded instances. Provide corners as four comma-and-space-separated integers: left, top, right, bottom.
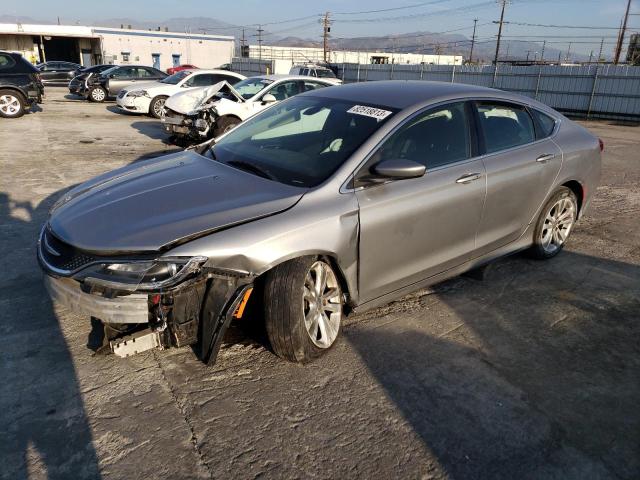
0, 23, 235, 71
247, 45, 463, 66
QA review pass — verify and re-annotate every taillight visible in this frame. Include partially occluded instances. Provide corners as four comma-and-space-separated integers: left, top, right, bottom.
598, 138, 604, 152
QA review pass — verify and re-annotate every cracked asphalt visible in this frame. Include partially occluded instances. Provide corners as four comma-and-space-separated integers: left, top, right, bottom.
1, 87, 638, 480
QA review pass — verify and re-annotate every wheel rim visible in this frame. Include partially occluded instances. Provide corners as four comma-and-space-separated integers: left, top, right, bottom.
153, 98, 166, 117
92, 89, 105, 101
540, 196, 576, 254
0, 94, 21, 115
303, 261, 342, 349
223, 122, 238, 133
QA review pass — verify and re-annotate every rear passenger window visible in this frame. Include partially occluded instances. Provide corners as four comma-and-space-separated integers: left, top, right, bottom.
0, 54, 16, 69
531, 109, 557, 139
476, 102, 535, 153
377, 102, 471, 169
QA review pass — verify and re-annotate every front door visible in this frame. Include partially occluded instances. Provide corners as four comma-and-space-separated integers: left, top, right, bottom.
172, 54, 180, 67
355, 101, 486, 303
152, 54, 160, 70
472, 101, 563, 255
81, 49, 92, 67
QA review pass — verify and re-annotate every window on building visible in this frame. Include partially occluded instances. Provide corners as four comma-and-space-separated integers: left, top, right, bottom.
121, 52, 130, 62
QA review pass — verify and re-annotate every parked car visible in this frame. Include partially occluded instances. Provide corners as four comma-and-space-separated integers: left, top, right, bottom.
162, 74, 335, 141
38, 81, 602, 364
68, 64, 116, 95
36, 61, 81, 83
0, 50, 44, 118
167, 64, 198, 75
289, 64, 341, 84
116, 69, 245, 118
80, 65, 167, 102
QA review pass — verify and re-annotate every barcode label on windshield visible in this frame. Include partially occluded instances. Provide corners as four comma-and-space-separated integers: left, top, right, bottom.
347, 105, 392, 121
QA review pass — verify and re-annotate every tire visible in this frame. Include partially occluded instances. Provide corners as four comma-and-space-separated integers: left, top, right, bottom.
149, 95, 168, 118
264, 256, 344, 363
213, 116, 240, 137
529, 186, 578, 259
88, 86, 107, 102
0, 89, 26, 118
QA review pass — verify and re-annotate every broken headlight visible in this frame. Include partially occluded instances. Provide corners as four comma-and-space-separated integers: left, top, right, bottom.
74, 256, 208, 292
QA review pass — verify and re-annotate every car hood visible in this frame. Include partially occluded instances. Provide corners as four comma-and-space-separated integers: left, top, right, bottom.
48, 150, 305, 253
165, 81, 244, 115
125, 80, 165, 93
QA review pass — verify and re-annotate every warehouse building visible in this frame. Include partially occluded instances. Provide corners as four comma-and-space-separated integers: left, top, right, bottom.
245, 44, 463, 66
0, 23, 235, 71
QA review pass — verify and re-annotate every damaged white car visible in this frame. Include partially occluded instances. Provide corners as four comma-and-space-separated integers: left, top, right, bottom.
161, 74, 335, 141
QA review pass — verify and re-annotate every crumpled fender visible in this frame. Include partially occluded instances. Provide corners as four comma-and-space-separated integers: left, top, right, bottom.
165, 81, 243, 115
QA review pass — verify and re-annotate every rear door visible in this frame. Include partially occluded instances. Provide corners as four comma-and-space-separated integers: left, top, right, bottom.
473, 100, 562, 255
107, 66, 137, 95
355, 101, 486, 302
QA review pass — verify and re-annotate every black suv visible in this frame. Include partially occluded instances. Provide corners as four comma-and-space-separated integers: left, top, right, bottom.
0, 51, 44, 118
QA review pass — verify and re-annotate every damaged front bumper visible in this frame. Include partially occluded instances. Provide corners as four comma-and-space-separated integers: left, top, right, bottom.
38, 229, 254, 364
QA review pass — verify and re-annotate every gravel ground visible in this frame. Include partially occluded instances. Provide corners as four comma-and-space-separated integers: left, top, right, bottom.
1, 87, 638, 480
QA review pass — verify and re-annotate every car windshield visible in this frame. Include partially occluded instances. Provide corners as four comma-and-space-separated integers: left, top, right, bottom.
316, 69, 336, 79
100, 66, 119, 76
230, 78, 274, 99
161, 70, 191, 84
206, 95, 397, 187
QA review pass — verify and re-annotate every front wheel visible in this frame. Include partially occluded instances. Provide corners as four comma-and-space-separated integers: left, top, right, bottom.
0, 90, 26, 118
149, 95, 168, 118
88, 86, 107, 102
264, 257, 344, 363
212, 116, 240, 137
529, 187, 578, 259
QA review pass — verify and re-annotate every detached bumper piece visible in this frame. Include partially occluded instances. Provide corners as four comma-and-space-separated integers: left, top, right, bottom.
44, 272, 253, 365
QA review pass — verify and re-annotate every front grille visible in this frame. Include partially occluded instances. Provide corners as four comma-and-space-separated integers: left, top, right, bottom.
40, 228, 100, 273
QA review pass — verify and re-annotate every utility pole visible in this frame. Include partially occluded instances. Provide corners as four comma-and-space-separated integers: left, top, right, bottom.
256, 25, 264, 61
588, 50, 594, 63
598, 37, 605, 63
493, 0, 508, 65
540, 40, 546, 63
469, 18, 478, 64
614, 0, 632, 63
565, 42, 572, 62
321, 12, 332, 63
526, 50, 531, 62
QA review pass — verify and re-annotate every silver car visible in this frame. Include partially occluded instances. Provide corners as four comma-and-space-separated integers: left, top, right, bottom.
38, 81, 602, 364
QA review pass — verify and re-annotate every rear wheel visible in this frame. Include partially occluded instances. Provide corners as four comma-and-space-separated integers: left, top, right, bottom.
213, 116, 240, 137
0, 90, 26, 118
149, 95, 168, 118
529, 187, 578, 259
89, 86, 106, 102
264, 257, 343, 363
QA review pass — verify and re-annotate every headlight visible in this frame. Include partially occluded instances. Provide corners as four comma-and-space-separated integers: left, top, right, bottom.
74, 256, 208, 292
128, 90, 149, 98
195, 118, 208, 130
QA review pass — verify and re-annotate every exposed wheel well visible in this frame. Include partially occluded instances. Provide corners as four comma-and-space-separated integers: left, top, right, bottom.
0, 87, 27, 101
561, 180, 584, 213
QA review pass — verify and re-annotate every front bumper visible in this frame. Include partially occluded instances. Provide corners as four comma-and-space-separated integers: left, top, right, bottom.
116, 93, 150, 113
44, 275, 150, 324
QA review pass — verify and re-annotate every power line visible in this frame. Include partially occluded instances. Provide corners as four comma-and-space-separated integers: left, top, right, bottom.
333, 0, 452, 15
502, 21, 625, 30
333, 1, 496, 23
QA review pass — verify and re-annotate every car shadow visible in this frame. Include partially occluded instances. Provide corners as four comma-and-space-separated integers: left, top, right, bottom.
0, 191, 102, 479
130, 120, 173, 143
344, 250, 640, 479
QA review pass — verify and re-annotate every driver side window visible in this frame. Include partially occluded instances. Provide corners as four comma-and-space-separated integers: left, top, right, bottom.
377, 102, 471, 169
265, 81, 300, 101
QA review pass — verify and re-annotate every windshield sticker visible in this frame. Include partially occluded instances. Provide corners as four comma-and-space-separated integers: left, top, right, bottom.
347, 105, 392, 121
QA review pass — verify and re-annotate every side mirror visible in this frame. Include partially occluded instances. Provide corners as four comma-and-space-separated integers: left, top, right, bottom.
372, 159, 426, 179
262, 93, 277, 104
108, 73, 115, 78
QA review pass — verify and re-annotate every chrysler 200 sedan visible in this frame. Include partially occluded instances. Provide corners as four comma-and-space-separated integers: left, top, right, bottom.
38, 81, 602, 364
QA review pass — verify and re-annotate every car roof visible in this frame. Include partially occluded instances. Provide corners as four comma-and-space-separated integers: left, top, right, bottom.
250, 74, 334, 82
307, 80, 520, 110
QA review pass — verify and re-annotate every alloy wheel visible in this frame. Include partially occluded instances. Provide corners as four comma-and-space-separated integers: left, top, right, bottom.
91, 88, 105, 101
0, 94, 22, 116
153, 98, 166, 117
540, 197, 576, 254
303, 261, 342, 348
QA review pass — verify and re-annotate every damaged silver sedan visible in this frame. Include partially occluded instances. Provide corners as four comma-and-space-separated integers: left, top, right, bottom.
38, 81, 602, 364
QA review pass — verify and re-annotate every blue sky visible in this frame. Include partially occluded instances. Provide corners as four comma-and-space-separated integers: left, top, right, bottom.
2, 0, 635, 56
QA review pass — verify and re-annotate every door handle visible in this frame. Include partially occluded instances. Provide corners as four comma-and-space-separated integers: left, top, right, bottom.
536, 153, 555, 163
456, 173, 482, 184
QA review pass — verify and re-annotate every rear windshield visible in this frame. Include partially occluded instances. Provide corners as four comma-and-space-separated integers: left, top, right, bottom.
207, 95, 397, 187
316, 69, 336, 79
161, 70, 191, 84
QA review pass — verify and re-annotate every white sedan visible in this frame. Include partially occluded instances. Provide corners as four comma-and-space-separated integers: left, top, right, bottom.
115, 69, 246, 118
